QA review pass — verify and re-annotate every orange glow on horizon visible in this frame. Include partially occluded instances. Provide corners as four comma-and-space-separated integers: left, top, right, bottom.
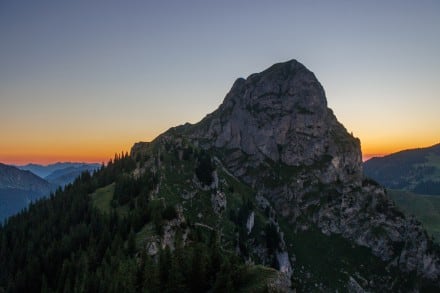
362, 154, 385, 162
1, 133, 438, 166
0, 138, 154, 166
1, 154, 109, 166
361, 138, 439, 162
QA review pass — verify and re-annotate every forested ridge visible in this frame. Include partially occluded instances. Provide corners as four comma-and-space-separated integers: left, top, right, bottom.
0, 154, 255, 292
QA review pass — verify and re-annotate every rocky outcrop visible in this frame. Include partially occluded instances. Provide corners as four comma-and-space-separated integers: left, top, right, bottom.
276, 251, 292, 276
133, 59, 440, 286
246, 211, 255, 234
347, 276, 366, 293
266, 270, 294, 293
192, 60, 440, 282
315, 181, 440, 280
146, 205, 188, 255
187, 60, 362, 185
211, 190, 226, 214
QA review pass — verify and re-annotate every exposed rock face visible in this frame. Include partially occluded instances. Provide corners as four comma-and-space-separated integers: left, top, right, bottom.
191, 60, 440, 282
211, 190, 226, 214
246, 211, 255, 234
266, 271, 294, 293
276, 251, 292, 276
347, 276, 366, 293
133, 59, 440, 286
146, 205, 188, 256
188, 60, 362, 185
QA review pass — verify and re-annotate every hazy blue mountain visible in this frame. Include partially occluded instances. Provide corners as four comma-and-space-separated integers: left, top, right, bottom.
18, 162, 101, 179
0, 189, 44, 222
43, 164, 101, 187
0, 163, 51, 193
0, 162, 99, 221
0, 163, 52, 222
363, 144, 440, 195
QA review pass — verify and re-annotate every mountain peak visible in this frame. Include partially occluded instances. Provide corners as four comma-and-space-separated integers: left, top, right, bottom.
178, 59, 361, 184
132, 60, 440, 285
224, 59, 327, 112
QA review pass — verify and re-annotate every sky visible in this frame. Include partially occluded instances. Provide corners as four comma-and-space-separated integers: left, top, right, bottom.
1, 0, 439, 164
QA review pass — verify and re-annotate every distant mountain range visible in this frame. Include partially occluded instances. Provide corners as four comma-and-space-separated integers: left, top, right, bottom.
43, 164, 100, 187
18, 162, 101, 180
0, 162, 100, 222
363, 143, 440, 195
0, 163, 51, 194
0, 163, 52, 222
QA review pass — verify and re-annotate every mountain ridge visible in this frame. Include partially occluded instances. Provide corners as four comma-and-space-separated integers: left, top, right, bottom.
42, 164, 101, 187
364, 143, 440, 194
0, 163, 51, 193
18, 162, 101, 179
0, 162, 100, 221
131, 59, 440, 289
1, 59, 439, 291
0, 163, 52, 221
131, 60, 440, 288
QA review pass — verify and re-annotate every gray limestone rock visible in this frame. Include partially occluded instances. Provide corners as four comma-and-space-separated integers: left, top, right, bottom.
246, 211, 255, 235
187, 60, 362, 185
132, 59, 440, 285
211, 190, 226, 214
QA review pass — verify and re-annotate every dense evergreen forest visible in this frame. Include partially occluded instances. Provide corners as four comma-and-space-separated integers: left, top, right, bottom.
0, 154, 251, 292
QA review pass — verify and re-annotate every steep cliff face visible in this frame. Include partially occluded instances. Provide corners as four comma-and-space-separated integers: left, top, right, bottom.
188, 60, 362, 185
132, 59, 440, 289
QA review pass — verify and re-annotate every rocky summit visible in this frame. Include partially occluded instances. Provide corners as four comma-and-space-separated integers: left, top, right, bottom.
133, 60, 440, 291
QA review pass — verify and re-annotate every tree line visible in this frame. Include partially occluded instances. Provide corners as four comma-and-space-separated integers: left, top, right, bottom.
0, 153, 254, 292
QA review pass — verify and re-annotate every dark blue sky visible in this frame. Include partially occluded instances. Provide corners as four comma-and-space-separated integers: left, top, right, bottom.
1, 0, 439, 163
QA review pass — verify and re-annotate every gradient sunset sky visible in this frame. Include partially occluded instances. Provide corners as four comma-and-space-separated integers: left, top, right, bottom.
1, 0, 439, 165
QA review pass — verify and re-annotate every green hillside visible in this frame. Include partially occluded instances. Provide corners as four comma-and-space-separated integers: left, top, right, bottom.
364, 144, 440, 194
0, 150, 288, 292
388, 189, 440, 242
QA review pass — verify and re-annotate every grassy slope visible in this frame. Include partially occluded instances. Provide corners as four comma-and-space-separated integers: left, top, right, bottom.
90, 183, 114, 213
90, 183, 129, 216
238, 265, 279, 292
415, 153, 440, 182
426, 154, 440, 178
364, 150, 440, 192
388, 189, 440, 242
